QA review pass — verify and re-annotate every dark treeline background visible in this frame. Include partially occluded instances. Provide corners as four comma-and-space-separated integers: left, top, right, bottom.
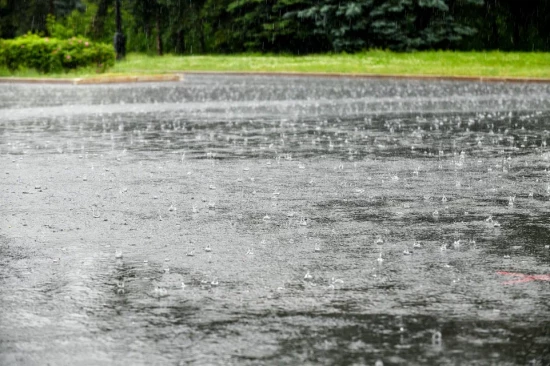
1, 0, 549, 54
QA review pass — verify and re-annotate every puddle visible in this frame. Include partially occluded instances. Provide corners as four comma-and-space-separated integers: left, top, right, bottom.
0, 75, 549, 365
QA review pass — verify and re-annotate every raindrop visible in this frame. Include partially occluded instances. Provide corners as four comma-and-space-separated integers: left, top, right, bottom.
314, 241, 321, 252
432, 331, 442, 346
116, 280, 125, 294
153, 286, 168, 298
453, 240, 461, 250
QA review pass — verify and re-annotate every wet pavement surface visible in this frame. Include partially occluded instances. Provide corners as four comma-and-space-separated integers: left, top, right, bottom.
1, 75, 550, 365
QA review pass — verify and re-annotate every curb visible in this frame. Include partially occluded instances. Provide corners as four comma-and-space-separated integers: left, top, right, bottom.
74, 74, 183, 84
0, 71, 548, 84
0, 77, 76, 84
181, 70, 550, 83
0, 74, 184, 85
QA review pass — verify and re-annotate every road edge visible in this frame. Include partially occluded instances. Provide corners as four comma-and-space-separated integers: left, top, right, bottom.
0, 71, 549, 84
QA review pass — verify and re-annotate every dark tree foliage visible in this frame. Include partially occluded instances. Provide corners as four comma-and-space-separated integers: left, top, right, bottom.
55, 0, 86, 17
0, 0, 84, 37
124, 0, 208, 54
1, 0, 550, 53
463, 0, 550, 51
91, 0, 113, 40
292, 0, 484, 51
224, 0, 328, 52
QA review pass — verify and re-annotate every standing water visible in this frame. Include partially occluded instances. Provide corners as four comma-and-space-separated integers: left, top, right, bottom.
1, 75, 549, 365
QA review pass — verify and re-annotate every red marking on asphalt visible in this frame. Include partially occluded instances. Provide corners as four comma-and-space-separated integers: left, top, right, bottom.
497, 271, 550, 285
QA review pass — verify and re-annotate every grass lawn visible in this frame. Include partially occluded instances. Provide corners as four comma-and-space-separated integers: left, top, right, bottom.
1, 51, 550, 79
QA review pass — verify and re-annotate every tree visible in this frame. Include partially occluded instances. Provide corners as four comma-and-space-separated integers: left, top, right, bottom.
2, 0, 549, 52
221, 0, 327, 53
54, 0, 86, 17
0, 0, 85, 38
91, 0, 113, 41
292, 0, 483, 52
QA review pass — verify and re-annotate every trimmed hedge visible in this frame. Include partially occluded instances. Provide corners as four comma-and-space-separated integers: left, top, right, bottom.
0, 34, 115, 73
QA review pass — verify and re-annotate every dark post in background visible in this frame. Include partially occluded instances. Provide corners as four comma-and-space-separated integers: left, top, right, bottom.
114, 0, 126, 60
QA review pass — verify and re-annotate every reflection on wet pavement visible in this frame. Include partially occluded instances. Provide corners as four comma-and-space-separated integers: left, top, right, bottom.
1, 75, 549, 365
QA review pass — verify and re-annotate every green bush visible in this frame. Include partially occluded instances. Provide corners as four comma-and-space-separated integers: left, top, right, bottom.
0, 33, 115, 74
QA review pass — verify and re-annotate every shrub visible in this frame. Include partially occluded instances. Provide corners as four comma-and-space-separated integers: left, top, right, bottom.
0, 33, 115, 74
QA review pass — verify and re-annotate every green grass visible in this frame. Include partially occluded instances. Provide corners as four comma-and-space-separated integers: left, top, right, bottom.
0, 65, 104, 78
2, 51, 550, 79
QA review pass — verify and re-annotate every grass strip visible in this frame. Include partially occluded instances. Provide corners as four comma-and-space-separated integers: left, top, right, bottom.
1, 51, 549, 79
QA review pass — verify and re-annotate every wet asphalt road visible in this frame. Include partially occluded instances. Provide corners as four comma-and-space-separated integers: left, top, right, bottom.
1, 75, 550, 365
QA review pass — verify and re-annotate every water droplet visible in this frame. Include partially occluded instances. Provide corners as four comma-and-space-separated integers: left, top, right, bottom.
432, 331, 442, 345
154, 286, 168, 298
314, 241, 321, 252
453, 240, 461, 250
